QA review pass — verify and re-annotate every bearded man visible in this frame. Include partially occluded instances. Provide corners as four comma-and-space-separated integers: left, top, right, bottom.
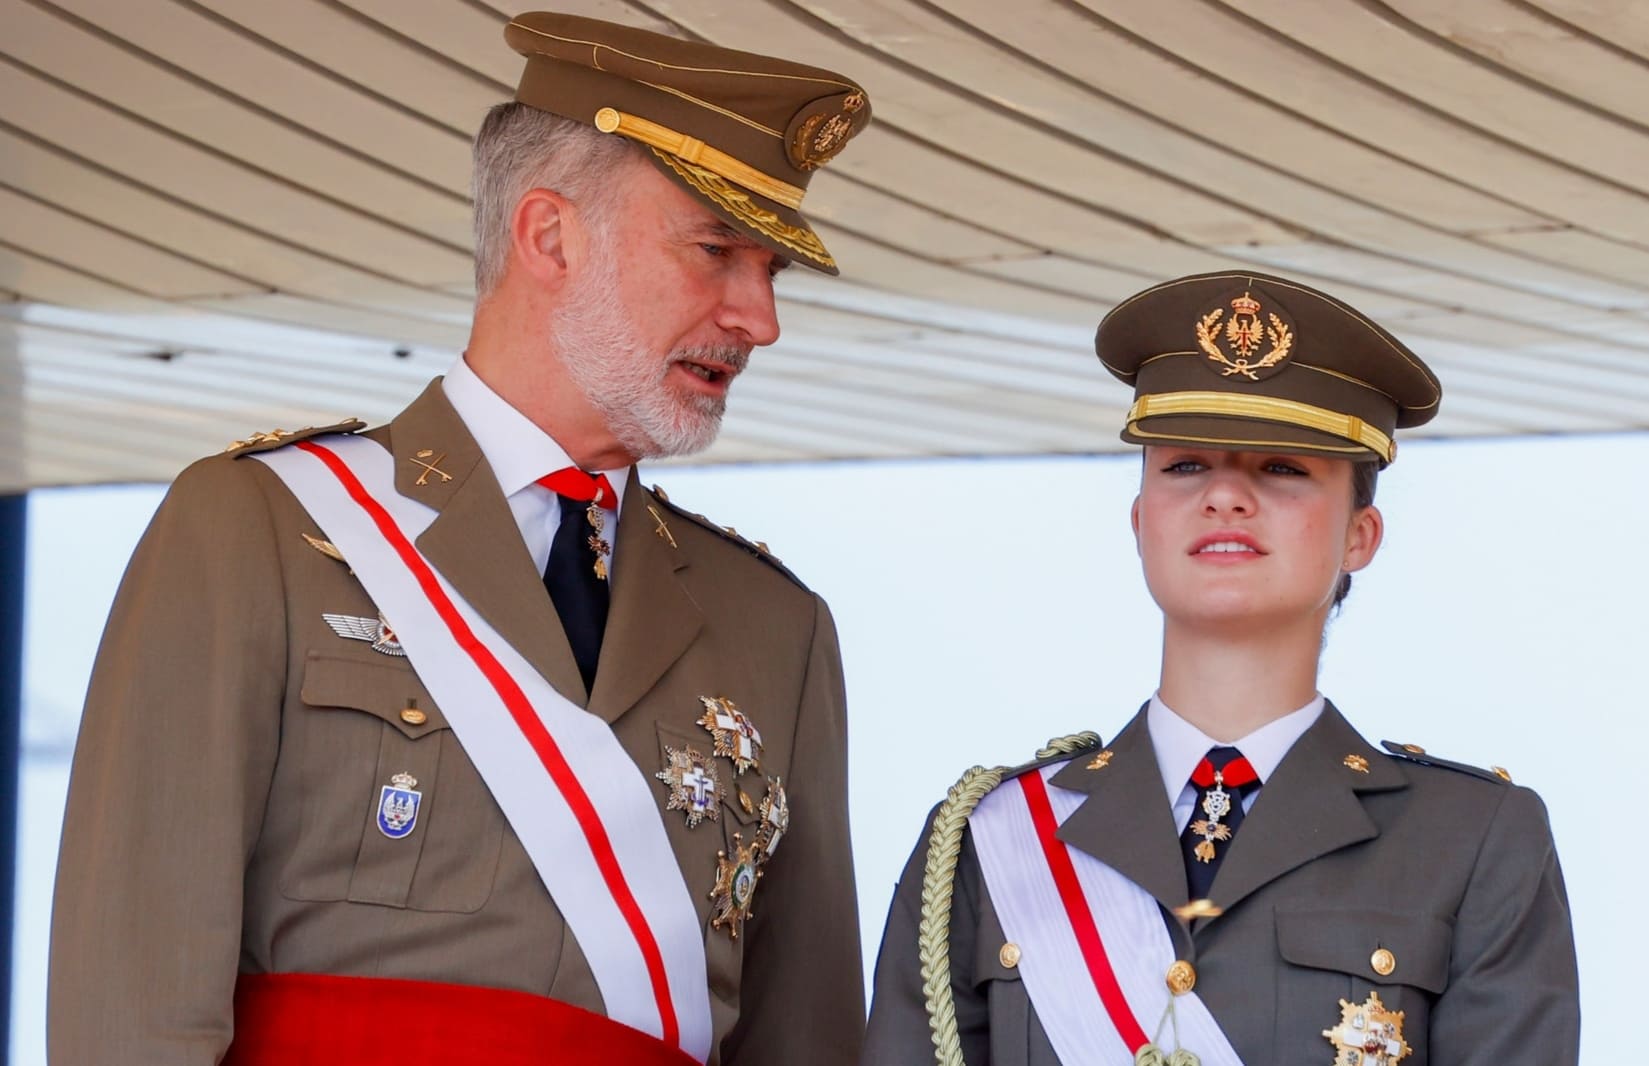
47, 13, 870, 1066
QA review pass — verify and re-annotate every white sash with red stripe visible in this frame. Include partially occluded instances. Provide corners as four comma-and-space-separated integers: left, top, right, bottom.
969, 763, 1244, 1066
254, 435, 712, 1062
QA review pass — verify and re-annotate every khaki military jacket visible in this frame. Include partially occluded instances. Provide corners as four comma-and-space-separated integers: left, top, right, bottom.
49, 381, 862, 1065
863, 704, 1578, 1066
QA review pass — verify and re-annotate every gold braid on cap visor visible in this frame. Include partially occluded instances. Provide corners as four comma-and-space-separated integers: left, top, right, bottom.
1127, 391, 1396, 463
594, 107, 805, 209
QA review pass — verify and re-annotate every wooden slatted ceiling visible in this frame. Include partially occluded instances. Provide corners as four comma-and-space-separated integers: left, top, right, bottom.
1, 0, 1647, 493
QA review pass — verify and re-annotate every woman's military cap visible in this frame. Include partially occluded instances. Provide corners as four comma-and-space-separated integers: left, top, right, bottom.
505, 12, 872, 275
1095, 272, 1442, 465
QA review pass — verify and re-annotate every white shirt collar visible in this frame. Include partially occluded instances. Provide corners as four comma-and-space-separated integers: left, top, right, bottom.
1147, 692, 1325, 807
441, 355, 627, 512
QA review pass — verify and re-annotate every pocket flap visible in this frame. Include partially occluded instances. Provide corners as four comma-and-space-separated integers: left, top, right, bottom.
1276, 905, 1451, 993
300, 650, 446, 739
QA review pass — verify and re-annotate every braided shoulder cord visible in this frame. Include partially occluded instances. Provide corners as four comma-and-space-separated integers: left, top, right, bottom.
916, 732, 1104, 1066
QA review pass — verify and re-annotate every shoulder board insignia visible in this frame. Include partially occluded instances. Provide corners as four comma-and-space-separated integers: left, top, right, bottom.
224, 417, 367, 457
1380, 741, 1512, 784
987, 732, 1107, 787
646, 485, 806, 589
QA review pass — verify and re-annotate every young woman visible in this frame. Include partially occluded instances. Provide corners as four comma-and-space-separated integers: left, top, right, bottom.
862, 272, 1578, 1066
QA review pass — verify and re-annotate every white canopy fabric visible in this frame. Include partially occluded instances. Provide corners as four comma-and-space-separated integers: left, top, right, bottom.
3, 0, 1647, 490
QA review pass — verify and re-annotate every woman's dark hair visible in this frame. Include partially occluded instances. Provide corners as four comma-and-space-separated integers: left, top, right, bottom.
1331, 461, 1381, 611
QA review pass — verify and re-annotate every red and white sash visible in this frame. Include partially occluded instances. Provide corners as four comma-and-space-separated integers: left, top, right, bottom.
969, 763, 1244, 1066
254, 435, 713, 1062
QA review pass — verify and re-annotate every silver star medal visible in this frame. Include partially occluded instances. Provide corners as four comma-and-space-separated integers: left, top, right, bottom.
655, 745, 721, 828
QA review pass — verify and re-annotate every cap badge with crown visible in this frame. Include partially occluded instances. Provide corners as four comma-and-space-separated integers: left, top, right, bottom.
1195, 290, 1296, 382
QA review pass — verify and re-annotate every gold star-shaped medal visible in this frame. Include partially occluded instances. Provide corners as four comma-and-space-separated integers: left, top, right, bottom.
709, 833, 762, 939
697, 696, 763, 775
654, 745, 721, 828
1323, 991, 1411, 1066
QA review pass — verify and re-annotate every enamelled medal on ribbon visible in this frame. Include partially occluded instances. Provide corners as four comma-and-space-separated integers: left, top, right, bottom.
585, 491, 612, 582
1189, 770, 1235, 863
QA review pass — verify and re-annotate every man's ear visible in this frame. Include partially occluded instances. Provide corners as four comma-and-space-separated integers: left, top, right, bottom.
1130, 495, 1143, 556
1343, 504, 1384, 574
510, 188, 572, 289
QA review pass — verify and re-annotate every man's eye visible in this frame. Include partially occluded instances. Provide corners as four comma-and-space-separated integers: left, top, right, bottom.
1163, 460, 1204, 474
1264, 461, 1308, 476
701, 243, 730, 258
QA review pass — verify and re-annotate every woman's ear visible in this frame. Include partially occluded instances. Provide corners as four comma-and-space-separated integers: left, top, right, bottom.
1343, 504, 1384, 574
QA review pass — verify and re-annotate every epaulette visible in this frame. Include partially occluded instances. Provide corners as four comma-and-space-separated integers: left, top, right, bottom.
1380, 740, 1513, 784
646, 483, 806, 588
223, 418, 367, 457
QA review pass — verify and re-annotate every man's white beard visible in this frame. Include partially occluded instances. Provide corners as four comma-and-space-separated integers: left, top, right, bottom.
552, 250, 747, 460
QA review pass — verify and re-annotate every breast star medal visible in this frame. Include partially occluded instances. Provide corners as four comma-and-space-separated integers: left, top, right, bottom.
754, 777, 789, 862
1188, 770, 1236, 864
709, 833, 761, 939
697, 696, 763, 775
654, 745, 721, 828
322, 612, 405, 657
1323, 991, 1411, 1065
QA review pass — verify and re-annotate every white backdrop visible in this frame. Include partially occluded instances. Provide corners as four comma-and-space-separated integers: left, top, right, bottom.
17, 434, 1641, 1063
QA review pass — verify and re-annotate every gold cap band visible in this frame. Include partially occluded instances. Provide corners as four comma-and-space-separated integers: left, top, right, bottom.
1128, 390, 1396, 463
595, 107, 805, 210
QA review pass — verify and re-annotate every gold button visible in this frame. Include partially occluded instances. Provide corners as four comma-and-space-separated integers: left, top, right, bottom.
998, 942, 1022, 969
1165, 960, 1196, 995
1491, 765, 1513, 783
1402, 743, 1425, 754
400, 707, 427, 726
1370, 948, 1396, 976
594, 107, 621, 133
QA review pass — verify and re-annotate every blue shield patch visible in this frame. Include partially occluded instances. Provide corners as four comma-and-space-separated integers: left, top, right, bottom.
377, 784, 421, 839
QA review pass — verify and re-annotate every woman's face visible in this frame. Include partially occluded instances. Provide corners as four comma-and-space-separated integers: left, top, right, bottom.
1132, 446, 1383, 633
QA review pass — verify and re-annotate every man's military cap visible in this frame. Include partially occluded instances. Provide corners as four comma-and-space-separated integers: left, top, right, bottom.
1095, 272, 1442, 465
504, 11, 872, 275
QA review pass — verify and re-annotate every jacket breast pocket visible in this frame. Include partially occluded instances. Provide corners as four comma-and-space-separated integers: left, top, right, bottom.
276, 650, 505, 913
1275, 905, 1452, 1065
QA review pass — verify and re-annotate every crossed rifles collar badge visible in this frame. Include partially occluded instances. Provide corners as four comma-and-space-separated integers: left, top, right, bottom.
654, 696, 789, 939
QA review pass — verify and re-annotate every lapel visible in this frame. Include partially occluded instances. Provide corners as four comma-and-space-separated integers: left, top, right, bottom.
586, 475, 705, 724
1048, 709, 1188, 918
386, 380, 588, 706
1202, 702, 1407, 924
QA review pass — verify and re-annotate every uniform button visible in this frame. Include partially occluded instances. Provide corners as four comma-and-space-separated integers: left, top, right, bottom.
1371, 948, 1396, 976
1402, 743, 1425, 754
400, 707, 428, 726
998, 942, 1022, 969
1165, 960, 1196, 995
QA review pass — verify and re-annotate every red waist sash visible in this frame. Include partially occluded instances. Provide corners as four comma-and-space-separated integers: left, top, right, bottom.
225, 973, 700, 1066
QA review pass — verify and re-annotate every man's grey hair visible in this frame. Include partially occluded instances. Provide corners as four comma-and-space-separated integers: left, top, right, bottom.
471, 102, 645, 298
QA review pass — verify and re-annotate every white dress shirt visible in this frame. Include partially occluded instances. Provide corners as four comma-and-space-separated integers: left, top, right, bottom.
1147, 693, 1325, 833
441, 356, 627, 577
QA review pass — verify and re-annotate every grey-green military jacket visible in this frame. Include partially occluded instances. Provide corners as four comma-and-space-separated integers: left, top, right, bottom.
48, 380, 863, 1065
863, 704, 1578, 1066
